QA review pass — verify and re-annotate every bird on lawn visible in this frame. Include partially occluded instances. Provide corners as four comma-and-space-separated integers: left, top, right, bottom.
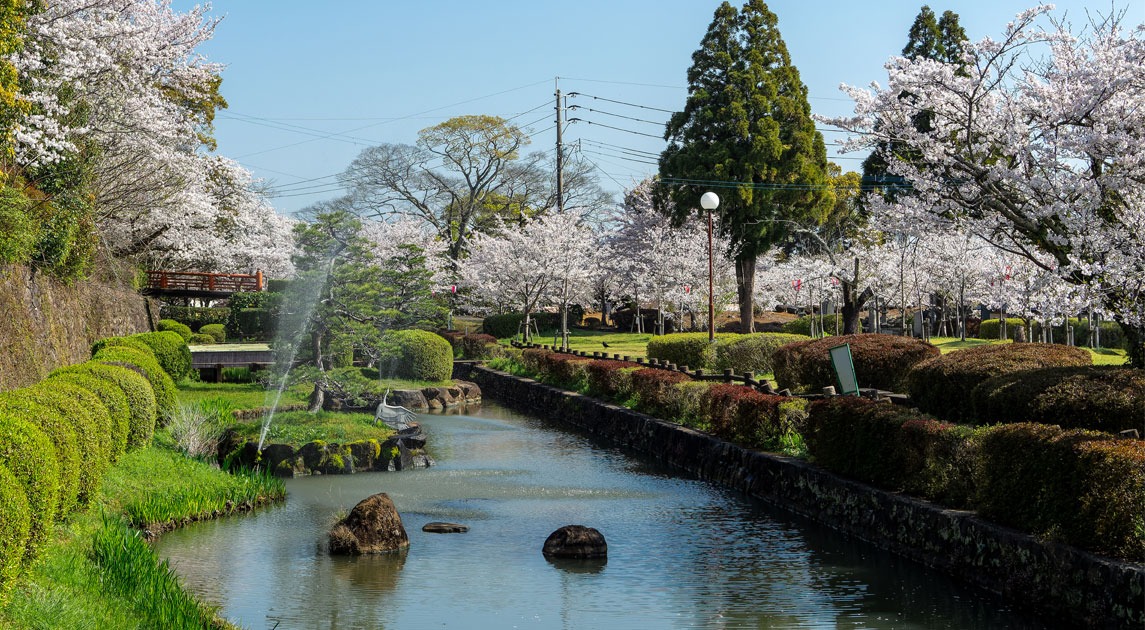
602, 342, 610, 348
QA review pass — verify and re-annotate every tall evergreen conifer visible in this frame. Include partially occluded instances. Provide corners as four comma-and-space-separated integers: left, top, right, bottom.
658, 0, 831, 333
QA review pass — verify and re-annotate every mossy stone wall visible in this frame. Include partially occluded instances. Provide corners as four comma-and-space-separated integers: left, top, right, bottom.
0, 264, 150, 391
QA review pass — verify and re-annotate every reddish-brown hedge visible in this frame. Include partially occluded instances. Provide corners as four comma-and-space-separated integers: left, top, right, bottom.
805, 397, 923, 488
460, 334, 499, 360
584, 360, 641, 399
907, 343, 1092, 421
700, 384, 792, 447
773, 334, 939, 393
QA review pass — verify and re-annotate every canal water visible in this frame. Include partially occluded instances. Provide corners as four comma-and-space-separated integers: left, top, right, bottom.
155, 402, 1046, 629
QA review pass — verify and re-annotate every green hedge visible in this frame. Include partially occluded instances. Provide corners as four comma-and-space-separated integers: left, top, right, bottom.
0, 464, 30, 604
158, 306, 230, 330
975, 424, 1144, 561
583, 360, 641, 399
51, 362, 156, 450
0, 414, 59, 560
700, 384, 802, 448
646, 332, 735, 370
970, 366, 1145, 433
712, 333, 812, 375
156, 319, 192, 342
24, 382, 112, 505
90, 335, 153, 357
378, 329, 454, 381
773, 334, 940, 393
979, 317, 1127, 348
45, 371, 131, 460
781, 313, 842, 336
482, 313, 526, 339
229, 307, 276, 341
94, 345, 177, 425
0, 394, 81, 517
131, 331, 193, 382
907, 343, 1092, 421
188, 332, 215, 345
198, 323, 226, 343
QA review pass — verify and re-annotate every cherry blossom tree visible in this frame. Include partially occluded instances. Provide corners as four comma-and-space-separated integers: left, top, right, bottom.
459, 213, 599, 346
827, 6, 1145, 364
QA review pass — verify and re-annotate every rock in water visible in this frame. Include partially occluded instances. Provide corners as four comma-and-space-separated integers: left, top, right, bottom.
422, 522, 469, 533
542, 525, 607, 559
328, 492, 409, 555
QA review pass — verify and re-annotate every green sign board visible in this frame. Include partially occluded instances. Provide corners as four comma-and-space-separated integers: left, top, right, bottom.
829, 343, 859, 396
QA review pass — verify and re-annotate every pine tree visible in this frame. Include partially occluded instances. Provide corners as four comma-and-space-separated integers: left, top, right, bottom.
658, 0, 831, 333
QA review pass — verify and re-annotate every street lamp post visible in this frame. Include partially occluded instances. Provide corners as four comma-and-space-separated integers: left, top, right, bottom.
700, 192, 720, 343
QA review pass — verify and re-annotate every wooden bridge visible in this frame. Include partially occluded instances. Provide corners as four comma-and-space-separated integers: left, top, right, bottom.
143, 270, 265, 300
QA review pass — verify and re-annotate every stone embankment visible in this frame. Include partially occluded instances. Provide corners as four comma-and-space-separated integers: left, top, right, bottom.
457, 363, 1144, 630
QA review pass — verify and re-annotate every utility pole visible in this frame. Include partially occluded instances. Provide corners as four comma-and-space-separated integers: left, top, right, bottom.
555, 77, 564, 213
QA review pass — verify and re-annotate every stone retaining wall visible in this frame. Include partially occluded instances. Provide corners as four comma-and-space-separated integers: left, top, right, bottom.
457, 363, 1144, 629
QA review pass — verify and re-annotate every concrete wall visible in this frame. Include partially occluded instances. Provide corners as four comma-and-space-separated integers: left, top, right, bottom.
458, 363, 1145, 629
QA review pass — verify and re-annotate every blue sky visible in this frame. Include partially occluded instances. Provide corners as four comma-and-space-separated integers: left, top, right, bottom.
176, 0, 1137, 214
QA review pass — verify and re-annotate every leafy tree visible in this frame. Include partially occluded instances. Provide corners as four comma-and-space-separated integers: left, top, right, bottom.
658, 0, 832, 333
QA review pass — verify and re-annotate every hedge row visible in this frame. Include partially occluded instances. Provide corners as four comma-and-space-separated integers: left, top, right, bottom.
805, 398, 1144, 561
773, 334, 940, 393
0, 340, 167, 601
511, 349, 803, 451
907, 343, 1092, 421
436, 331, 500, 360
978, 317, 1127, 348
482, 308, 585, 340
92, 330, 193, 383
648, 331, 814, 374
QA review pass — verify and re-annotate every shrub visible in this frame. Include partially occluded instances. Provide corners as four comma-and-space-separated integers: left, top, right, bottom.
539, 353, 591, 388
156, 318, 193, 341
188, 332, 216, 345
377, 329, 454, 381
25, 382, 112, 505
804, 397, 921, 489
630, 368, 693, 418
199, 323, 226, 343
584, 360, 641, 399
158, 305, 230, 330
774, 334, 939, 393
898, 418, 979, 507
520, 348, 554, 374
51, 362, 156, 450
131, 331, 193, 382
0, 414, 59, 559
700, 384, 796, 448
94, 345, 178, 425
229, 307, 276, 341
646, 332, 734, 370
0, 465, 30, 604
90, 335, 153, 358
44, 370, 131, 460
907, 343, 1091, 421
780, 313, 842, 336
970, 366, 1145, 433
658, 381, 713, 428
977, 318, 1028, 341
975, 423, 1143, 561
0, 394, 81, 516
482, 313, 526, 339
460, 333, 499, 360
713, 333, 811, 376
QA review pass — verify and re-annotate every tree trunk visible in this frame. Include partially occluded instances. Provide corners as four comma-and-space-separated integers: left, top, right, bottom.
1122, 322, 1144, 368
307, 328, 326, 414
735, 254, 755, 334
839, 258, 873, 335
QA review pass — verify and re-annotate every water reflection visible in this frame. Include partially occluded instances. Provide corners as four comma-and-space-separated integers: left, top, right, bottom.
155, 402, 1048, 629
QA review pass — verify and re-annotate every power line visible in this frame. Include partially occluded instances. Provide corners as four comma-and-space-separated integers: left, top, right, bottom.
567, 105, 664, 127
569, 118, 665, 139
568, 91, 676, 114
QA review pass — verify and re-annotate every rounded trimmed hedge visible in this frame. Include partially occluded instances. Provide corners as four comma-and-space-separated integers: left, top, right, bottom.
25, 382, 112, 505
378, 329, 454, 381
131, 331, 193, 382
970, 366, 1145, 432
773, 334, 940, 393
712, 333, 812, 375
90, 335, 153, 358
188, 332, 215, 344
0, 464, 30, 603
157, 318, 193, 341
51, 362, 156, 450
45, 370, 131, 460
907, 343, 1092, 421
198, 323, 226, 343
780, 313, 842, 337
0, 414, 59, 559
0, 394, 81, 516
94, 345, 177, 424
646, 332, 736, 370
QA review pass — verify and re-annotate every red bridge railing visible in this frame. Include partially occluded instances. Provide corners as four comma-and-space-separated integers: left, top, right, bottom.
146, 270, 265, 294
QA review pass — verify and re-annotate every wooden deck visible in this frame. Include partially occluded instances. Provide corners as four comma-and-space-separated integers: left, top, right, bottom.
190, 344, 274, 381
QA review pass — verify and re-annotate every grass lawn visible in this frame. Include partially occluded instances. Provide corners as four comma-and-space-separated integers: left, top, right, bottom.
559, 329, 655, 359
177, 380, 310, 410
225, 409, 393, 447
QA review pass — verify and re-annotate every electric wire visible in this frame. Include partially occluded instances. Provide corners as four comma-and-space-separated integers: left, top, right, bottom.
569, 118, 664, 139
567, 105, 664, 127
568, 91, 676, 114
